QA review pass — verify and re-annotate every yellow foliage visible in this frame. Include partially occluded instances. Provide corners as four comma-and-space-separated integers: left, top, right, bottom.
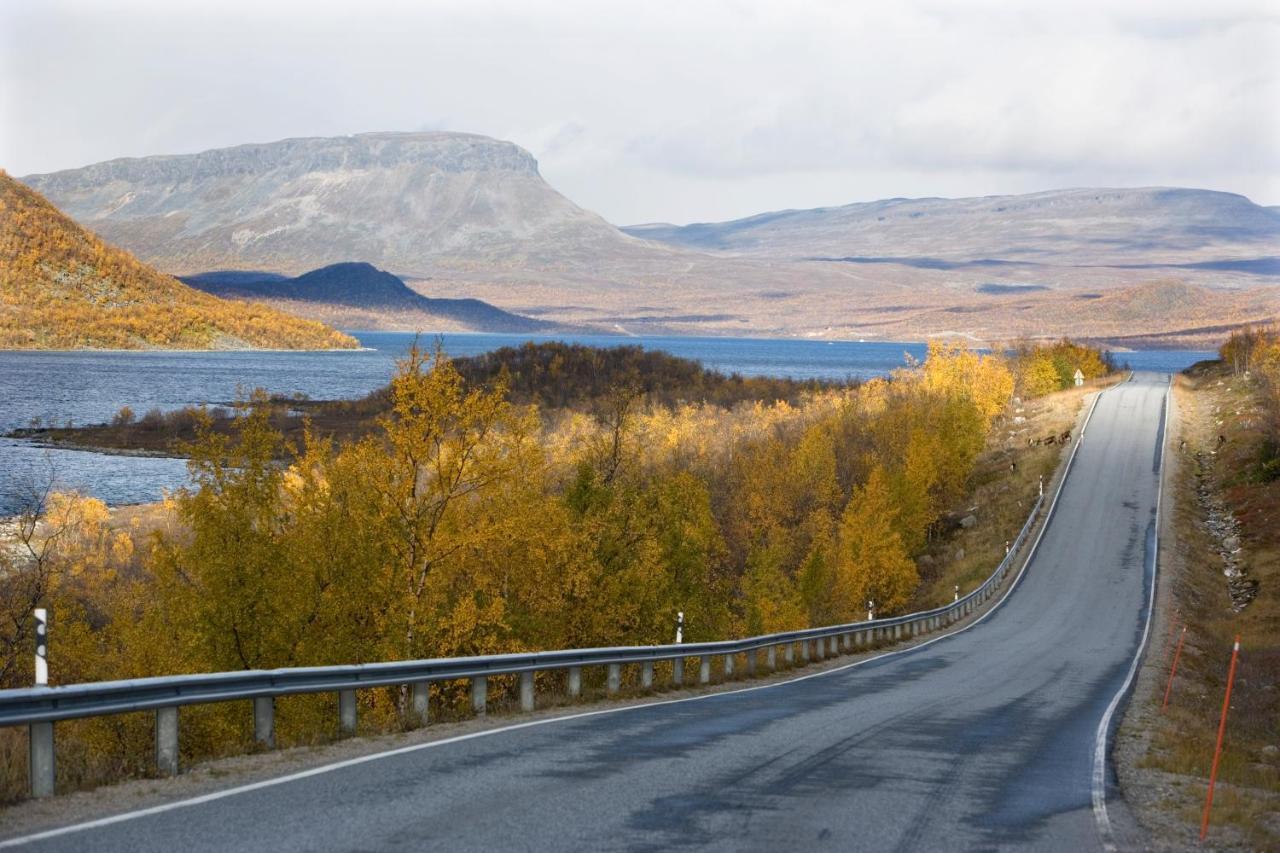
0, 172, 356, 351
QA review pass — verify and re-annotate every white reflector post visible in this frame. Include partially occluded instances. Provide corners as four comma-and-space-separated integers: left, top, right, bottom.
33, 608, 48, 686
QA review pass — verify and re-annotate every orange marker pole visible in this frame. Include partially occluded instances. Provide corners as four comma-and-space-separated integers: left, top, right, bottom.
1161, 626, 1186, 712
1199, 636, 1241, 843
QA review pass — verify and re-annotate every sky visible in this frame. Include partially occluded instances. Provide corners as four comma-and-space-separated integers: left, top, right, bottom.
2, 0, 1277, 225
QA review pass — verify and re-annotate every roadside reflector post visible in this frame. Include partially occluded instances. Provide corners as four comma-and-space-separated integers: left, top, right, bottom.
520, 671, 535, 712
155, 706, 179, 776
29, 608, 55, 797
471, 676, 487, 716
338, 689, 357, 736
33, 608, 48, 686
1200, 637, 1242, 842
253, 696, 275, 749
867, 600, 874, 621
675, 611, 684, 645
1161, 626, 1187, 712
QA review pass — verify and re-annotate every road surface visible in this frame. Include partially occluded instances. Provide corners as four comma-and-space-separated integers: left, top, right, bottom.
12, 374, 1168, 852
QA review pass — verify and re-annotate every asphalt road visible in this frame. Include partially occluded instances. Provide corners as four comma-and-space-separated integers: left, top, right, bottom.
13, 374, 1168, 852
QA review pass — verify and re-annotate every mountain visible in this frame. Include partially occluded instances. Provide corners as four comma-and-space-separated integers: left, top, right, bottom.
21, 135, 1279, 346
182, 262, 557, 333
0, 171, 357, 350
623, 188, 1280, 266
21, 132, 652, 278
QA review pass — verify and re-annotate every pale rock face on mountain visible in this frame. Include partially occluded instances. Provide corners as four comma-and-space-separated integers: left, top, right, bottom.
23, 132, 649, 277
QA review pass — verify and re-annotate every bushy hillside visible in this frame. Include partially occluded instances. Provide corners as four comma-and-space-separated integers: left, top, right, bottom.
0, 172, 358, 350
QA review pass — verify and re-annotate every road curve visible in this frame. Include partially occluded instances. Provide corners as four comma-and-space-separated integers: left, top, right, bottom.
13, 374, 1169, 852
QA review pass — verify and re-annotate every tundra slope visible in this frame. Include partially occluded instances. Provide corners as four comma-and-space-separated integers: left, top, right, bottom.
13, 375, 1168, 852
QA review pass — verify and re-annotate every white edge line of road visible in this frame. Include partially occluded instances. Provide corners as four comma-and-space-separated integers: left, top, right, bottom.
1091, 372, 1167, 850
0, 380, 1115, 850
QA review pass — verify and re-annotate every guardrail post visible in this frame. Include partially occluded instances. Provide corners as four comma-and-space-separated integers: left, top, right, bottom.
607, 664, 621, 694
767, 646, 777, 670
800, 640, 810, 663
784, 643, 794, 665
829, 636, 839, 656
699, 657, 711, 684
155, 706, 179, 776
411, 681, 430, 725
339, 689, 357, 737
723, 654, 734, 678
746, 650, 756, 676
568, 666, 582, 697
814, 638, 825, 660
253, 697, 275, 749
673, 657, 684, 685
29, 721, 54, 798
520, 671, 535, 712
641, 660, 654, 689
472, 677, 487, 716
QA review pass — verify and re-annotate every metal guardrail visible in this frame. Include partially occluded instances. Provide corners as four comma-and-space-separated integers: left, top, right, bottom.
2, 494, 1043, 797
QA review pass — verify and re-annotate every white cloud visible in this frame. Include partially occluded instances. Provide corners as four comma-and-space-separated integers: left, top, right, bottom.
1, 0, 1277, 224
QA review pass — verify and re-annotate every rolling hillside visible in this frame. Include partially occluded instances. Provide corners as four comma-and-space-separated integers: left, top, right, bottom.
0, 172, 357, 350
182, 262, 558, 333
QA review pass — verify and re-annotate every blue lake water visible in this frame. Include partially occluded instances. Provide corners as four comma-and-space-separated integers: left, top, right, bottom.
0, 332, 1214, 513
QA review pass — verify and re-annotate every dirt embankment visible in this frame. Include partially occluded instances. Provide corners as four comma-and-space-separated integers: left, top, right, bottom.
1116, 363, 1280, 850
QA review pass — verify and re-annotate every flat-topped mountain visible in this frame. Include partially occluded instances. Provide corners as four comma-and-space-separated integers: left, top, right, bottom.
0, 171, 356, 350
624, 188, 1280, 265
182, 262, 556, 333
23, 132, 652, 277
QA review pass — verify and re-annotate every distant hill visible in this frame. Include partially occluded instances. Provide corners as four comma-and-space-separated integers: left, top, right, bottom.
0, 172, 357, 350
623, 188, 1280, 266
182, 262, 557, 333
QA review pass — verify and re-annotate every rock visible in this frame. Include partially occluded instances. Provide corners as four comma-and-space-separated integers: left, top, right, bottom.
918, 555, 935, 567
1262, 745, 1279, 757
954, 548, 966, 561
960, 514, 978, 529
1222, 535, 1240, 551
1013, 416, 1026, 424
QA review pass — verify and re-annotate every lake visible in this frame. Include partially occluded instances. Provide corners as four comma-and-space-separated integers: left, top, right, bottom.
0, 332, 1213, 513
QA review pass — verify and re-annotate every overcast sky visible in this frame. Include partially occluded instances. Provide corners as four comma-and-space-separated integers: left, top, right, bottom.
2, 0, 1277, 224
